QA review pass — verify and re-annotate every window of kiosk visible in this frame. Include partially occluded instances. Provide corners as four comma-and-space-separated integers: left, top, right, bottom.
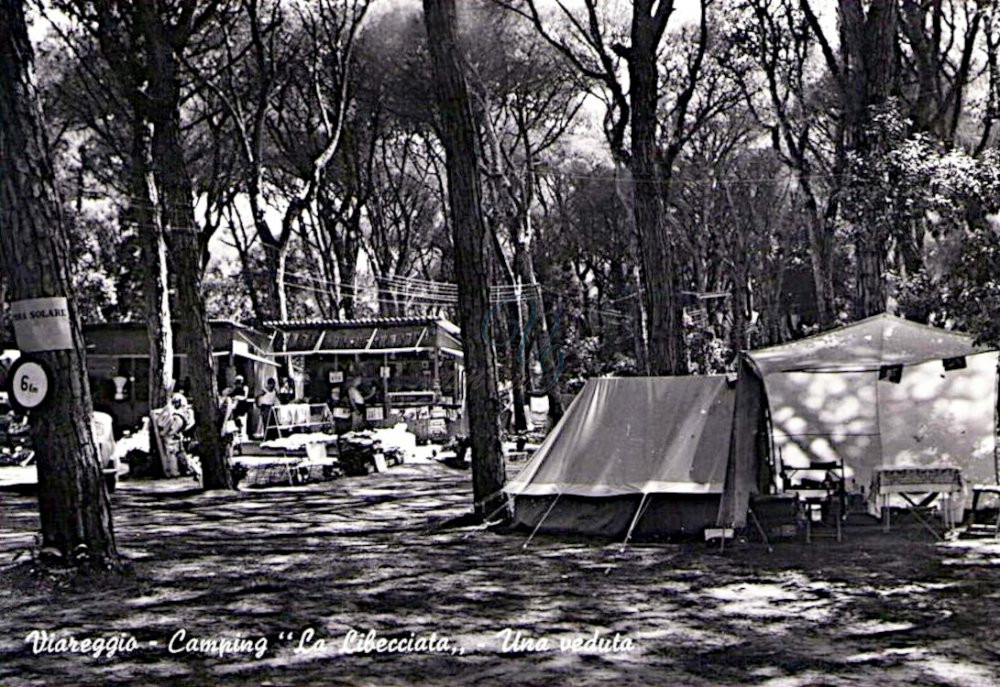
130, 358, 150, 403
387, 355, 430, 394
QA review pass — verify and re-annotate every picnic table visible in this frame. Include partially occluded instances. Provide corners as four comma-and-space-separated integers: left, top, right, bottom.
235, 444, 340, 488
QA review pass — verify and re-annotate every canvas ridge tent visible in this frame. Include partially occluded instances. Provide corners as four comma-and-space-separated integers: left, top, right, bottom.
504, 373, 769, 538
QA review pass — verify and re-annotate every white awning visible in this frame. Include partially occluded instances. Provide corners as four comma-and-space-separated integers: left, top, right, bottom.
269, 347, 437, 357
212, 350, 280, 367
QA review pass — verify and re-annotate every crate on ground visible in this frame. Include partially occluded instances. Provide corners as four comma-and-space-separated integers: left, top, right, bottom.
750, 494, 801, 540
338, 432, 379, 476
410, 417, 448, 444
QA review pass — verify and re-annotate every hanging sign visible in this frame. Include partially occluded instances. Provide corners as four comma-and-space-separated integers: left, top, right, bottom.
942, 356, 967, 372
7, 357, 52, 412
9, 297, 72, 352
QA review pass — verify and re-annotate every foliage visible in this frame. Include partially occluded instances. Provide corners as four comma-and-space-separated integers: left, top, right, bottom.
21, 0, 1000, 377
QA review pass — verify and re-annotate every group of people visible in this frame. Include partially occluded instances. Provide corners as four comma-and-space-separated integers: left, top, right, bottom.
215, 373, 384, 440
219, 375, 295, 440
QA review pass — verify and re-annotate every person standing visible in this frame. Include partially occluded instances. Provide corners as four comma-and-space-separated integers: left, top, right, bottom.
172, 391, 196, 435
278, 377, 295, 405
347, 378, 367, 431
257, 377, 280, 440
218, 387, 237, 437
168, 391, 196, 476
231, 375, 250, 438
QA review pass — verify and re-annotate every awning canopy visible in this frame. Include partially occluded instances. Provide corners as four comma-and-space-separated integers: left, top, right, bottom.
749, 314, 989, 374
263, 317, 463, 357
212, 350, 280, 367
749, 314, 999, 490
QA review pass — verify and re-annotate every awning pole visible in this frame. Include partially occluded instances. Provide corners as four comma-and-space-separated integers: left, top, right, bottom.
619, 492, 651, 553
523, 493, 561, 549
312, 331, 326, 353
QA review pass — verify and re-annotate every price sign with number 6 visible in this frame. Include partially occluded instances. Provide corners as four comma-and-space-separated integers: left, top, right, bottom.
7, 357, 52, 413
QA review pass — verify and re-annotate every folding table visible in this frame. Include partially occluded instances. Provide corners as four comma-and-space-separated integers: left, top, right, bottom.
870, 467, 963, 539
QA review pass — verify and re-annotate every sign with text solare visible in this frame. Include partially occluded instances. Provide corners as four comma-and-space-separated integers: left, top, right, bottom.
10, 297, 72, 352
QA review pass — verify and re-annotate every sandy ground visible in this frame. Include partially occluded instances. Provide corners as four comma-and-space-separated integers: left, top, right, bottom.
1, 463, 999, 687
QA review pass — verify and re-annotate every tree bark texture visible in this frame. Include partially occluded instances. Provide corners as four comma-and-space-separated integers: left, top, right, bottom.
90, 0, 175, 430
127, 115, 175, 475
0, 0, 118, 563
128, 119, 174, 406
423, 0, 505, 518
840, 0, 898, 318
512, 237, 562, 421
628, 2, 686, 375
135, 3, 231, 489
262, 242, 289, 322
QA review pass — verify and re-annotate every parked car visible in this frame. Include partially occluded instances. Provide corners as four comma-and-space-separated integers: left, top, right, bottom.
92, 411, 121, 492
0, 411, 122, 492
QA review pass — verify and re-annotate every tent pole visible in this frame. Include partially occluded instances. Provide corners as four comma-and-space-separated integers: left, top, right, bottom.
619, 492, 651, 553
747, 507, 772, 553
523, 493, 561, 549
994, 357, 999, 485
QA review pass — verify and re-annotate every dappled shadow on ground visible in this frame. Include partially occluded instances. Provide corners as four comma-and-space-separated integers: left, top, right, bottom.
1, 466, 999, 686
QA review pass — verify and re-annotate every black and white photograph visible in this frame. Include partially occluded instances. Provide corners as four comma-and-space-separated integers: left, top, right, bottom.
1, 0, 1000, 684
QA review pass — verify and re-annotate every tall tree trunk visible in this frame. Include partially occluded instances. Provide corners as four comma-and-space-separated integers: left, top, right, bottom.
841, 0, 898, 318
494, 296, 527, 433
629, 12, 686, 375
424, 0, 505, 519
730, 270, 750, 355
132, 149, 173, 407
854, 237, 887, 319
802, 204, 836, 327
136, 4, 232, 490
337, 248, 358, 319
90, 0, 175, 439
632, 264, 649, 373
512, 228, 562, 421
128, 115, 174, 474
0, 0, 118, 563
262, 242, 289, 322
320, 194, 361, 319
510, 350, 528, 433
